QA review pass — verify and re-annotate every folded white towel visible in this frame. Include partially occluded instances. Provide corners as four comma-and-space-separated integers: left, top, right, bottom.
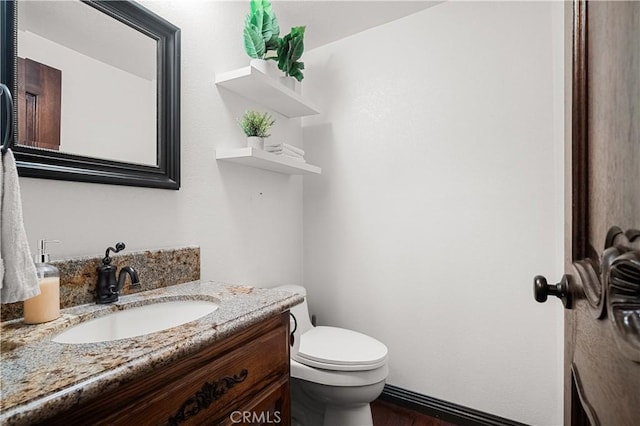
0, 149, 40, 303
283, 143, 305, 156
265, 145, 283, 153
268, 147, 304, 160
282, 153, 306, 163
282, 146, 304, 159
264, 140, 282, 149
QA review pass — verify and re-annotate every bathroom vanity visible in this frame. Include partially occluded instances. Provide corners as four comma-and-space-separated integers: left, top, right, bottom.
0, 281, 303, 425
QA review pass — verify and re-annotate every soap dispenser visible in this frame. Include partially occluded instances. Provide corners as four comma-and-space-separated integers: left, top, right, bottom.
23, 239, 60, 324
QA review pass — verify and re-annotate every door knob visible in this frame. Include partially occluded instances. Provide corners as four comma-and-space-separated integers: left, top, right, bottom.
534, 275, 572, 308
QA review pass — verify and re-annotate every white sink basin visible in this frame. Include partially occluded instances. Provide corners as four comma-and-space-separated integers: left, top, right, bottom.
53, 300, 219, 344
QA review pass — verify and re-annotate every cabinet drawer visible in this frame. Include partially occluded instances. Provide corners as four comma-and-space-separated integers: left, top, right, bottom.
218, 380, 290, 426
124, 324, 287, 425
44, 313, 290, 426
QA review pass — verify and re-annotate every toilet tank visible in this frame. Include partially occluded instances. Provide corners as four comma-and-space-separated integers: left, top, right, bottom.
275, 285, 314, 341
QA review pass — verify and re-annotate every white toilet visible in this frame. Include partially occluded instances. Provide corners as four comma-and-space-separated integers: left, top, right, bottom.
278, 285, 389, 426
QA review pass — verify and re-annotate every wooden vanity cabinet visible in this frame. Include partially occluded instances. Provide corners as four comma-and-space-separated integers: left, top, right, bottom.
44, 312, 291, 426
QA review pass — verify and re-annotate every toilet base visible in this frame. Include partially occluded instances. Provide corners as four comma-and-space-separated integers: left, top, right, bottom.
291, 378, 325, 426
324, 403, 373, 426
290, 377, 385, 426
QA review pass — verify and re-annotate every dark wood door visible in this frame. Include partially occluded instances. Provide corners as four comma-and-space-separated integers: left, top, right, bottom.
17, 57, 61, 150
534, 1, 640, 425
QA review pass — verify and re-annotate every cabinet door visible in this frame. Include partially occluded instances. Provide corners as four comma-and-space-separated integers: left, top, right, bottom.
218, 380, 290, 426
41, 313, 290, 426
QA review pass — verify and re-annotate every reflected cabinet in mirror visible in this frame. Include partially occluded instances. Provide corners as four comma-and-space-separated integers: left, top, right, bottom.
1, 0, 180, 189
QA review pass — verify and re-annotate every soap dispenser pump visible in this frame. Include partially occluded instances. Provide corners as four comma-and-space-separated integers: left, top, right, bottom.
23, 239, 61, 324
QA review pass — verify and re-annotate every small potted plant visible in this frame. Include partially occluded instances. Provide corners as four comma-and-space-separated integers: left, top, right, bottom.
277, 26, 306, 88
244, 0, 279, 76
238, 110, 275, 149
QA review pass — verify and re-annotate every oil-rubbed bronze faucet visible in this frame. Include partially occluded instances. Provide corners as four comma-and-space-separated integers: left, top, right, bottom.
95, 242, 141, 304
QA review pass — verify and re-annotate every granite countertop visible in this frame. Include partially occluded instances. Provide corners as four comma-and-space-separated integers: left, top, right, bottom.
0, 280, 304, 426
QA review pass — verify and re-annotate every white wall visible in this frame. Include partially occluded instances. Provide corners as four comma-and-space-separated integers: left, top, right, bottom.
15, 1, 565, 423
302, 2, 565, 425
18, 0, 304, 288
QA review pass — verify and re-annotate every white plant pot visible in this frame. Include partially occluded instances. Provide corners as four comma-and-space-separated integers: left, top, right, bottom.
247, 136, 264, 149
250, 59, 279, 78
279, 76, 297, 92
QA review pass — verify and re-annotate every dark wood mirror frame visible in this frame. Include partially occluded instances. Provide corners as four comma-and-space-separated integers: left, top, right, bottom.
0, 0, 181, 189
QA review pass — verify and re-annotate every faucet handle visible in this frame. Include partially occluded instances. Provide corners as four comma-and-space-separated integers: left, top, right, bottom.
103, 242, 126, 265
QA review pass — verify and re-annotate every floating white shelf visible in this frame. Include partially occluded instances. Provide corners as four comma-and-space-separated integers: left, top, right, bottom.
215, 65, 320, 118
216, 148, 321, 175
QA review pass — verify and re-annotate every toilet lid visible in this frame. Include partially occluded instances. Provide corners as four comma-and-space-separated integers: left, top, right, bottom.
294, 326, 388, 371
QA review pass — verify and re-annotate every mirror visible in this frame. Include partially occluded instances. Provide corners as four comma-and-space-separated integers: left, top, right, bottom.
0, 0, 180, 189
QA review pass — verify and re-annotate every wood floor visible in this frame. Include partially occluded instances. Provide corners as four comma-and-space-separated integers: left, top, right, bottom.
371, 400, 457, 426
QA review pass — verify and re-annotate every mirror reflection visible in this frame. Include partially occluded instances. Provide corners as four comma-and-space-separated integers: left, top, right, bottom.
17, 0, 158, 166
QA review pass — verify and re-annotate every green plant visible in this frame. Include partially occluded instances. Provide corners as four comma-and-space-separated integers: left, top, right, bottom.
277, 26, 306, 82
243, 0, 279, 59
238, 111, 275, 138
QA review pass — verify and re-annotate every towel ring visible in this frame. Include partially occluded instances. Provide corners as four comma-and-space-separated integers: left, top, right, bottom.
1, 83, 15, 155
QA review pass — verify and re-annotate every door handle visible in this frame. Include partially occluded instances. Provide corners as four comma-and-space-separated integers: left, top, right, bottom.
534, 275, 572, 308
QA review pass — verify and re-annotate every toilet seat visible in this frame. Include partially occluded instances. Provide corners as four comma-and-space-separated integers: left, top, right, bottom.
291, 358, 389, 387
294, 326, 388, 371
